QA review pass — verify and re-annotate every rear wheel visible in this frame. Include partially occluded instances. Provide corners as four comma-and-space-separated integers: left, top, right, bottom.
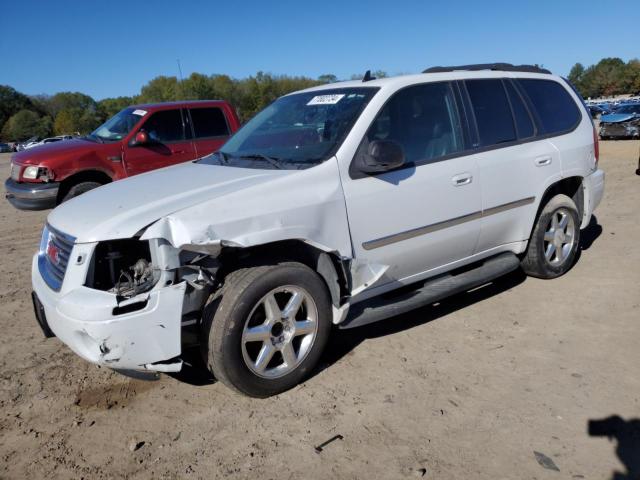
61, 181, 102, 203
202, 262, 331, 397
521, 194, 580, 279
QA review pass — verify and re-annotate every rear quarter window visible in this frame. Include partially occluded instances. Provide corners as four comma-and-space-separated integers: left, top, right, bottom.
517, 79, 581, 135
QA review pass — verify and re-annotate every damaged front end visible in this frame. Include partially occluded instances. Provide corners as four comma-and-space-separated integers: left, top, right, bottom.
599, 115, 640, 139
32, 230, 222, 373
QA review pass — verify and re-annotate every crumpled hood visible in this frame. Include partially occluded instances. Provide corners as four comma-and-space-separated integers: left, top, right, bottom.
48, 161, 290, 242
13, 138, 100, 165
46, 159, 354, 258
600, 113, 638, 124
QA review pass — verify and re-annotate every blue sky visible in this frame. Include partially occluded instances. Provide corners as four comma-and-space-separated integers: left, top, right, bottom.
1, 0, 637, 100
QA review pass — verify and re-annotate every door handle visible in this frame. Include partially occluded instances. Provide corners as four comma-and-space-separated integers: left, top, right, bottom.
452, 173, 473, 186
535, 155, 552, 166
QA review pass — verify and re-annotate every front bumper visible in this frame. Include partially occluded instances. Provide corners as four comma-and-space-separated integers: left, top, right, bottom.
5, 178, 59, 210
31, 253, 186, 372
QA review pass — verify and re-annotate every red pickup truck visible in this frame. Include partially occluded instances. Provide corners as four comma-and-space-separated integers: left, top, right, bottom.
5, 100, 240, 210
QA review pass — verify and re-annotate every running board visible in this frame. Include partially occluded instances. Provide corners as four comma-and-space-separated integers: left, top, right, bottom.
340, 252, 520, 329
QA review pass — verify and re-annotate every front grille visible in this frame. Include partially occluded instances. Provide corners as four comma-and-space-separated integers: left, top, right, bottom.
38, 224, 75, 291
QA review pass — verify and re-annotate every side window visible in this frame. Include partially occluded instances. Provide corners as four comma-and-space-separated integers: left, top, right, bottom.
190, 107, 229, 138
505, 80, 535, 139
466, 79, 516, 147
517, 79, 581, 134
142, 109, 185, 143
363, 82, 464, 164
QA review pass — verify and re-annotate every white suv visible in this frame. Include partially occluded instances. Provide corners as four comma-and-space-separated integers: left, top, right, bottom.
31, 64, 605, 397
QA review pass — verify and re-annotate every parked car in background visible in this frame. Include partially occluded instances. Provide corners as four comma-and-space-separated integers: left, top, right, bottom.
0, 143, 12, 153
5, 100, 240, 210
599, 103, 640, 139
23, 135, 76, 150
16, 136, 39, 151
30, 64, 604, 397
587, 104, 611, 119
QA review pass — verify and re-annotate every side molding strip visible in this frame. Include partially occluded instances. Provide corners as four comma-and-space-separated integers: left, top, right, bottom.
362, 196, 535, 251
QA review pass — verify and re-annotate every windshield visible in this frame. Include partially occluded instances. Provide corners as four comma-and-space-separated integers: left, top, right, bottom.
200, 87, 378, 169
90, 107, 145, 142
614, 104, 640, 114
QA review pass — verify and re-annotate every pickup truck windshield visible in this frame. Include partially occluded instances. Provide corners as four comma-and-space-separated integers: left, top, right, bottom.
200, 87, 378, 169
89, 108, 144, 142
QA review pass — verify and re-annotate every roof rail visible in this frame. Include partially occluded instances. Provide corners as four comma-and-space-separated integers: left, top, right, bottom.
423, 63, 551, 74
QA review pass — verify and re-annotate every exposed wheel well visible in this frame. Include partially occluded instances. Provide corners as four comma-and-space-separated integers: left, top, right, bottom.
57, 170, 113, 203
216, 240, 350, 308
531, 176, 584, 236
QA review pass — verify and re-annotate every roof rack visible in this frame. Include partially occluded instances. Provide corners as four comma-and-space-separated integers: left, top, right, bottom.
422, 63, 551, 75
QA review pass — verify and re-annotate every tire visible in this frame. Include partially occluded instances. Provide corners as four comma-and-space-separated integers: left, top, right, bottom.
202, 262, 332, 397
521, 194, 581, 279
61, 181, 102, 203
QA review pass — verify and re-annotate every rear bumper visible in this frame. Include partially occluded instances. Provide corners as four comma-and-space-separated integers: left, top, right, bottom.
31, 253, 186, 372
581, 168, 605, 228
4, 178, 59, 210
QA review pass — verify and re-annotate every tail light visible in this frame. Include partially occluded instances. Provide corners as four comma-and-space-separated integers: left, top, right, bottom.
592, 124, 599, 167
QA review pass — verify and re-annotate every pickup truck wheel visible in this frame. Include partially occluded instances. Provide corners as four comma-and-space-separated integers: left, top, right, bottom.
202, 263, 331, 397
61, 181, 102, 203
521, 194, 580, 279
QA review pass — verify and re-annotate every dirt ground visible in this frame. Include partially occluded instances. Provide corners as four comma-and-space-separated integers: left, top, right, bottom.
0, 140, 638, 480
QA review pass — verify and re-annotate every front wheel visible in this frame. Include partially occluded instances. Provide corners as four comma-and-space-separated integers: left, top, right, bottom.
202, 262, 332, 397
61, 181, 102, 203
521, 194, 581, 279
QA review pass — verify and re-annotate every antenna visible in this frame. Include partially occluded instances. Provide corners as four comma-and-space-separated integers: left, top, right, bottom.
176, 59, 184, 82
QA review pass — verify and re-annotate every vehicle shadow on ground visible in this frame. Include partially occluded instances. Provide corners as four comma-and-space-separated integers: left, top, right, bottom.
170, 347, 216, 386
588, 415, 640, 480
580, 214, 602, 251
315, 268, 527, 378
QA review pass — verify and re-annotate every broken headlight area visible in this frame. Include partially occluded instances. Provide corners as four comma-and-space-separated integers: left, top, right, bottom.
85, 239, 161, 299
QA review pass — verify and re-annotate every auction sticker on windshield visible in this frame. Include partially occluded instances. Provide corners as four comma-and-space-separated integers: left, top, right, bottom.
132, 109, 147, 116
307, 94, 345, 106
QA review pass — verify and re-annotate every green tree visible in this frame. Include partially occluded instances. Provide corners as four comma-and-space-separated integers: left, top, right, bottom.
138, 76, 180, 103
621, 59, 640, 95
568, 63, 585, 89
1, 110, 52, 141
318, 74, 338, 84
0, 85, 35, 134
54, 107, 102, 135
179, 72, 217, 100
37, 91, 97, 118
97, 96, 134, 121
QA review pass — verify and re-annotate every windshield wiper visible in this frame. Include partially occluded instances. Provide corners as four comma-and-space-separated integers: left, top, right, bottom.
235, 153, 284, 170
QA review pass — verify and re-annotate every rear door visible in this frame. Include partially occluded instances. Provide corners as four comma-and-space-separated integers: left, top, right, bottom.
123, 108, 196, 176
187, 106, 232, 157
342, 81, 482, 288
465, 78, 562, 253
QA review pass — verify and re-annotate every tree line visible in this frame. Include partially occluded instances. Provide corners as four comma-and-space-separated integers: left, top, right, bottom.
2, 59, 638, 141
568, 58, 640, 99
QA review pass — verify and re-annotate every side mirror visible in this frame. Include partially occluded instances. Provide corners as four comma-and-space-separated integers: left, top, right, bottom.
131, 130, 149, 146
359, 139, 405, 173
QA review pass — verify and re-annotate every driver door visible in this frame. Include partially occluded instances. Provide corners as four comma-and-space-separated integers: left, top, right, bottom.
341, 81, 482, 291
123, 108, 196, 176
